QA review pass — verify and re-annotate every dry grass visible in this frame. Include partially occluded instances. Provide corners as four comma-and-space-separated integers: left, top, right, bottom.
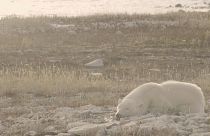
0, 11, 210, 108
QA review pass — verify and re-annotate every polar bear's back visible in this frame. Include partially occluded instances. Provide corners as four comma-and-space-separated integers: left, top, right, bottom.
160, 81, 203, 99
161, 80, 200, 90
124, 82, 162, 100
161, 81, 205, 113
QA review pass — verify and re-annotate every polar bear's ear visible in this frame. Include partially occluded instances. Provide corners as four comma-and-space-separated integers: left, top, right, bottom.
118, 98, 122, 104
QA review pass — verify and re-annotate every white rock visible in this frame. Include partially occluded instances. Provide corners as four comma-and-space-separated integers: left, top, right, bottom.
44, 126, 58, 135
85, 59, 104, 67
67, 121, 89, 130
68, 122, 114, 136
68, 123, 104, 135
149, 68, 161, 72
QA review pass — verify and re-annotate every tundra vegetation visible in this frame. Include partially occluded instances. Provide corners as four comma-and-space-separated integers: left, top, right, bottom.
0, 11, 210, 135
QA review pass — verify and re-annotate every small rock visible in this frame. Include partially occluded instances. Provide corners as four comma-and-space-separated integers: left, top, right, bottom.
207, 99, 210, 104
24, 131, 37, 136
0, 122, 5, 134
44, 126, 58, 135
116, 30, 123, 35
190, 132, 210, 136
68, 124, 103, 135
96, 128, 107, 136
90, 72, 103, 76
149, 68, 161, 72
57, 133, 72, 136
79, 110, 92, 119
68, 30, 77, 35
6, 116, 14, 121
206, 117, 210, 124
175, 4, 182, 7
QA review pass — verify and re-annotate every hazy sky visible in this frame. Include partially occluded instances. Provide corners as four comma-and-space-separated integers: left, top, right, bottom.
0, 0, 209, 17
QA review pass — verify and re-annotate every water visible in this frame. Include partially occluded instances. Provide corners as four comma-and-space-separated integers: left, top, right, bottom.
0, 0, 209, 17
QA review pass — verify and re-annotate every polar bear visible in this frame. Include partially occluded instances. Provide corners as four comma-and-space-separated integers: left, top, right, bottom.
115, 81, 205, 119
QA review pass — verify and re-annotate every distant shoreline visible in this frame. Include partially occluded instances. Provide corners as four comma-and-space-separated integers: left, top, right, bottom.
0, 1, 209, 19
1, 0, 210, 19
0, 9, 209, 20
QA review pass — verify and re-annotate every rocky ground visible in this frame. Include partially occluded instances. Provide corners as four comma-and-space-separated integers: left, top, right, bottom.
0, 96, 210, 136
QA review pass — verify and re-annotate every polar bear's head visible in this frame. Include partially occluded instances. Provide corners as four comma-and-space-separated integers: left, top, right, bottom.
115, 99, 145, 120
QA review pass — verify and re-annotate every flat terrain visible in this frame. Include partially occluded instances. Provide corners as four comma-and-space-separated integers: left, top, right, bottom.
0, 12, 210, 135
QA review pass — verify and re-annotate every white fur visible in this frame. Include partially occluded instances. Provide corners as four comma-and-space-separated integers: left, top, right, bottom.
116, 81, 205, 118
